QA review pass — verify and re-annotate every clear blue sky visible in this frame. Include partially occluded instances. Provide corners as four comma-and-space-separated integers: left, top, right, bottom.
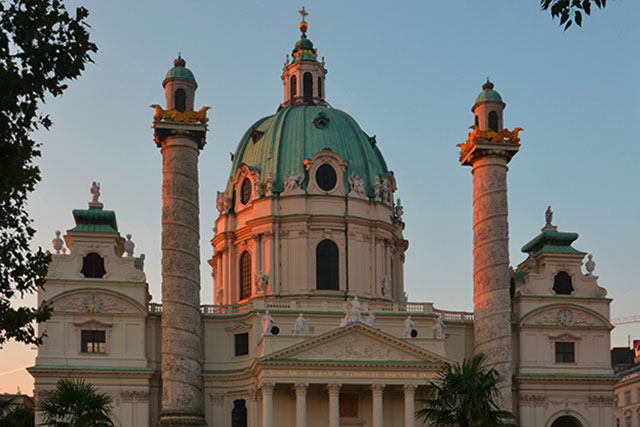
2, 0, 639, 394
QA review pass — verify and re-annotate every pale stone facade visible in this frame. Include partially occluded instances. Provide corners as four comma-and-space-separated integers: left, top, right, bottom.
30, 15, 615, 427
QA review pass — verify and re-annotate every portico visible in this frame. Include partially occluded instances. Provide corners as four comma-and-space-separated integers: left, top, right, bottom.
251, 322, 449, 427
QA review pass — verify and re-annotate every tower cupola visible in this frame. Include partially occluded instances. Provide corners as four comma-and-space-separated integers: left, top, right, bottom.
472, 79, 506, 132
281, 7, 328, 107
163, 55, 197, 112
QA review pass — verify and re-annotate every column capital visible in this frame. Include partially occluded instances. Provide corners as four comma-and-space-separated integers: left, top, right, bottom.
371, 384, 385, 395
326, 383, 341, 396
294, 383, 309, 393
403, 384, 416, 394
261, 382, 275, 394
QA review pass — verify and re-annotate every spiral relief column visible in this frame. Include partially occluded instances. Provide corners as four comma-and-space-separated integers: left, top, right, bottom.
154, 56, 209, 427
459, 81, 520, 413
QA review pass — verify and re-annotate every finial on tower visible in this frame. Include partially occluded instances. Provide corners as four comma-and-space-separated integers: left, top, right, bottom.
298, 6, 309, 35
482, 78, 494, 91
173, 53, 186, 68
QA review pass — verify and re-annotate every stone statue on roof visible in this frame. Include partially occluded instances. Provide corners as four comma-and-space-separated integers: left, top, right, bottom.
90, 181, 101, 203
545, 205, 553, 227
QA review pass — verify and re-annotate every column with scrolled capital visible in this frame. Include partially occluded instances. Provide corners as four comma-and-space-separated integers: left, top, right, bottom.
403, 385, 416, 427
327, 384, 341, 427
294, 383, 308, 427
261, 383, 274, 427
371, 384, 385, 427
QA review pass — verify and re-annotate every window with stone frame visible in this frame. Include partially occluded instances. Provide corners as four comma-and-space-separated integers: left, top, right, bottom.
290, 75, 297, 98
316, 239, 339, 290
239, 251, 252, 300
624, 414, 631, 427
555, 341, 575, 363
231, 399, 247, 427
81, 330, 106, 353
234, 333, 249, 356
625, 390, 631, 406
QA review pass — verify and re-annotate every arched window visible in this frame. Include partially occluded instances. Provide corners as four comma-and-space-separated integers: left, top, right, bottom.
81, 253, 106, 278
317, 76, 323, 99
474, 115, 479, 127
174, 88, 186, 112
303, 72, 313, 103
553, 271, 573, 295
239, 251, 252, 300
316, 240, 339, 290
290, 75, 297, 98
488, 111, 499, 132
231, 399, 247, 427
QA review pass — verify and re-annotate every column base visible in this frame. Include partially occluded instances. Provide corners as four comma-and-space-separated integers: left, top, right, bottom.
157, 411, 208, 427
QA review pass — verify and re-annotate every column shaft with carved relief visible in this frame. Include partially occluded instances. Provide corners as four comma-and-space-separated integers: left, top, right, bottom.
154, 112, 208, 426
460, 141, 519, 414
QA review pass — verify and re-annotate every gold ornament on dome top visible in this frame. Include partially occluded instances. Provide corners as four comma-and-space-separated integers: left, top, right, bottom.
456, 125, 523, 156
150, 104, 211, 124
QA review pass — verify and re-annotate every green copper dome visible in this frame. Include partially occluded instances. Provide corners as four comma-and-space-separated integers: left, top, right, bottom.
226, 105, 390, 197
164, 56, 195, 82
473, 80, 504, 108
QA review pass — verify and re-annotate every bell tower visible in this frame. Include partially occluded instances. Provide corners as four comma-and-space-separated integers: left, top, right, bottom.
153, 56, 209, 427
281, 7, 327, 106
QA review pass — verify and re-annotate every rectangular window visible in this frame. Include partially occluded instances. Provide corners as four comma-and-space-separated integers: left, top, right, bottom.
625, 415, 631, 427
555, 342, 575, 363
637, 388, 640, 402
234, 333, 249, 356
624, 390, 631, 406
81, 330, 106, 353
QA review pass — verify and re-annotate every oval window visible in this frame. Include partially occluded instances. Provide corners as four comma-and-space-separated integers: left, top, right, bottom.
240, 178, 252, 204
316, 164, 337, 191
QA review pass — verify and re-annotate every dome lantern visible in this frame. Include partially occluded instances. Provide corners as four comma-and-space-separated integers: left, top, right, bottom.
163, 55, 197, 112
281, 8, 328, 107
472, 79, 506, 132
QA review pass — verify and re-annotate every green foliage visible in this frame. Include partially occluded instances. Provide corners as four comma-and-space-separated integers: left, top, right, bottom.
0, 0, 97, 345
38, 378, 114, 427
540, 0, 607, 30
415, 354, 514, 427
0, 396, 35, 427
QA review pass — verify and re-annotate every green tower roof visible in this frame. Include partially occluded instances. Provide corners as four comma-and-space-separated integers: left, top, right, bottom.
69, 205, 118, 233
226, 105, 389, 198
521, 229, 585, 256
164, 56, 195, 82
473, 80, 504, 109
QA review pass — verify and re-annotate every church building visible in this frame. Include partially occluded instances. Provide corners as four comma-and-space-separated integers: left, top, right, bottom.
29, 11, 616, 427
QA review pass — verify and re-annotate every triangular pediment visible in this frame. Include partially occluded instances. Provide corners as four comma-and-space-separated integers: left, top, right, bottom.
263, 322, 451, 365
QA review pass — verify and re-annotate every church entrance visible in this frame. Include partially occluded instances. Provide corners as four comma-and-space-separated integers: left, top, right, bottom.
550, 415, 583, 427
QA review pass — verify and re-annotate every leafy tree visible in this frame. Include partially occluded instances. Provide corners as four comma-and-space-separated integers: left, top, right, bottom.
0, 396, 35, 427
416, 354, 513, 427
38, 378, 114, 427
541, 0, 607, 30
0, 0, 97, 345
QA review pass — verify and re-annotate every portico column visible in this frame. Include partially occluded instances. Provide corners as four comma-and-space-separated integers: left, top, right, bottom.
327, 383, 341, 427
294, 383, 308, 427
372, 384, 385, 427
403, 385, 416, 427
262, 383, 274, 427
